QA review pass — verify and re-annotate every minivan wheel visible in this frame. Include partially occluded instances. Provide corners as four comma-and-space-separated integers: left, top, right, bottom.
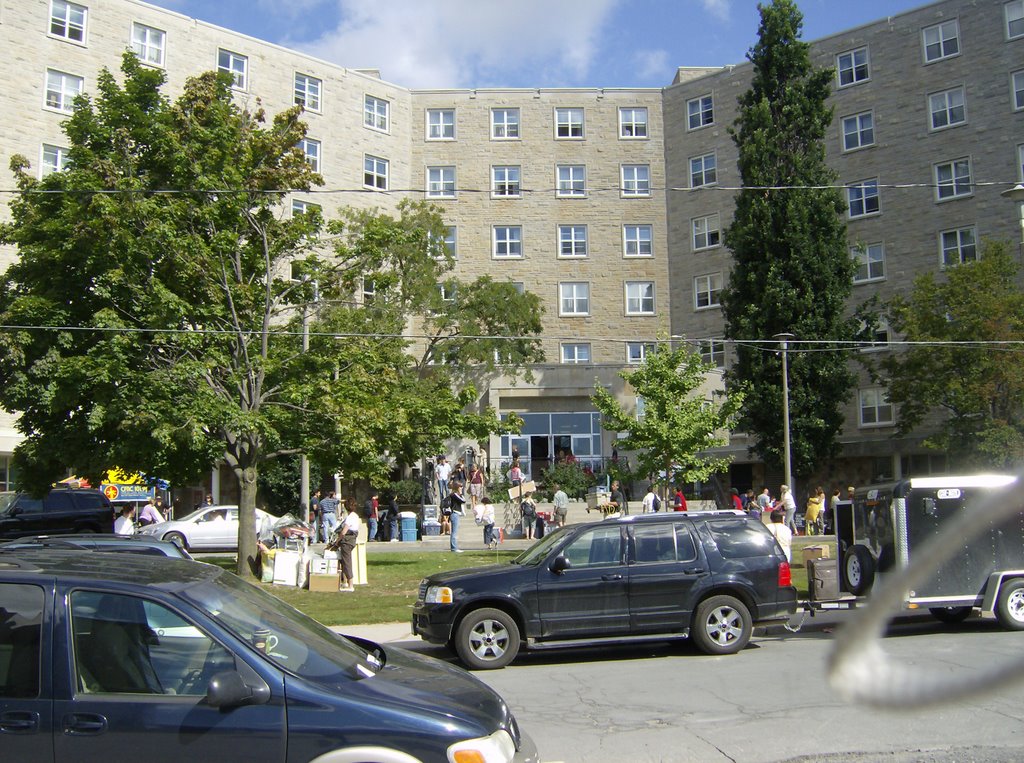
454, 608, 520, 670
692, 595, 752, 655
164, 532, 188, 551
995, 579, 1024, 631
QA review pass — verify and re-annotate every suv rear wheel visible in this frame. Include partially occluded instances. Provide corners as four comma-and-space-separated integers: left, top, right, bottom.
691, 595, 752, 655
454, 608, 520, 670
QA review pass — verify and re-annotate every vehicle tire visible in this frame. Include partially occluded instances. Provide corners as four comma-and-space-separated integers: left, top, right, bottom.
164, 531, 189, 552
691, 595, 752, 655
843, 545, 875, 596
929, 606, 973, 624
454, 608, 520, 670
995, 579, 1024, 631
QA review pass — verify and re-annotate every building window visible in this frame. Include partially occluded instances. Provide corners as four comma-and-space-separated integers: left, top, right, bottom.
492, 165, 521, 197
363, 154, 388, 190
1013, 70, 1024, 111
50, 0, 86, 42
443, 227, 457, 259
559, 282, 590, 316
557, 165, 586, 197
626, 342, 654, 365
935, 158, 973, 201
837, 47, 869, 87
694, 273, 722, 310
218, 49, 247, 90
558, 225, 588, 258
929, 86, 966, 129
427, 108, 455, 140
298, 138, 320, 173
841, 111, 874, 151
621, 165, 651, 197
555, 107, 584, 138
131, 23, 165, 66
623, 225, 653, 257
861, 318, 891, 352
292, 199, 320, 216
1018, 143, 1024, 182
493, 226, 522, 259
860, 388, 894, 426
619, 107, 648, 138
428, 227, 457, 259
561, 343, 591, 364
852, 243, 885, 283
625, 282, 655, 316
940, 226, 977, 266
491, 108, 520, 139
41, 144, 70, 176
438, 282, 457, 304
699, 338, 725, 368
922, 19, 960, 63
691, 213, 721, 251
44, 69, 83, 113
847, 179, 880, 218
687, 94, 714, 130
427, 166, 456, 198
364, 95, 389, 132
689, 153, 717, 188
294, 73, 321, 112
1008, 0, 1024, 39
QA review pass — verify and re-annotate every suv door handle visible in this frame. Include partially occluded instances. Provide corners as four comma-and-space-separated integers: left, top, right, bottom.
0, 711, 39, 733
601, 573, 623, 581
683, 566, 707, 575
62, 713, 108, 736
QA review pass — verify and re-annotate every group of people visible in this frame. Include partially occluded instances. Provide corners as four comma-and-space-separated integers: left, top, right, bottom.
309, 490, 402, 545
113, 495, 170, 535
436, 454, 489, 551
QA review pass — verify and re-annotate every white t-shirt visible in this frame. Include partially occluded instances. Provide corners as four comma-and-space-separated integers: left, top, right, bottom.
766, 522, 793, 561
114, 515, 135, 535
342, 510, 362, 534
435, 462, 452, 481
642, 491, 657, 512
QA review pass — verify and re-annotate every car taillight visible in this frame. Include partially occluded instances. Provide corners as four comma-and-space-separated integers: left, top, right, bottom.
777, 561, 791, 587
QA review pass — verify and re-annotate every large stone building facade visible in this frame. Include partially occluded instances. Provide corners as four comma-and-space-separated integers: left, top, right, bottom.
0, 0, 1021, 492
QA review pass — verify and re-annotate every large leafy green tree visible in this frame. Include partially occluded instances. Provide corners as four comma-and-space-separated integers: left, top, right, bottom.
882, 240, 1024, 468
720, 0, 867, 475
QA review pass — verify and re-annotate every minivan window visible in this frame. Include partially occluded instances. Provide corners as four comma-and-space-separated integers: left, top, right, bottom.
0, 583, 44, 698
707, 520, 775, 558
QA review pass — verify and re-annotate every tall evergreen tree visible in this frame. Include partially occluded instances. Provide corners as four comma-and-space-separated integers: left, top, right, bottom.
721, 0, 866, 476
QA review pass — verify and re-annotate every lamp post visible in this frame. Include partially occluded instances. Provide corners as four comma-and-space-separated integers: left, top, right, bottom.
773, 332, 796, 499
1001, 183, 1024, 254
300, 279, 319, 522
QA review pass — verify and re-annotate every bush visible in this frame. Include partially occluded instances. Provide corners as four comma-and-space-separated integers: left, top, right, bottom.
540, 462, 596, 501
389, 478, 422, 505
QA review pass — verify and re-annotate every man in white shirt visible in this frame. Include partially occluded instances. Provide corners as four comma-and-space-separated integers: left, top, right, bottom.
641, 485, 658, 513
114, 505, 136, 535
551, 483, 569, 528
435, 456, 452, 503
766, 507, 793, 562
780, 484, 797, 534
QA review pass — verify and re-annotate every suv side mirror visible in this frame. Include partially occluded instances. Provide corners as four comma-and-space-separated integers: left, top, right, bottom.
206, 669, 270, 709
549, 555, 571, 574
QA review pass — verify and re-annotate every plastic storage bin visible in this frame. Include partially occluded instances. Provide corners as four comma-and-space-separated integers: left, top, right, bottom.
422, 521, 441, 536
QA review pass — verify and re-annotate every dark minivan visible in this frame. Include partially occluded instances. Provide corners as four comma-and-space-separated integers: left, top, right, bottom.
0, 489, 114, 540
413, 512, 797, 669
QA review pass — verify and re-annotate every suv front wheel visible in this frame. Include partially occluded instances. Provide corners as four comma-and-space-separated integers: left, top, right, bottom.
454, 608, 521, 670
692, 595, 752, 655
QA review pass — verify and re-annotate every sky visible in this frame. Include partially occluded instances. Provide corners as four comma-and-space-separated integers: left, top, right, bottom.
145, 0, 933, 89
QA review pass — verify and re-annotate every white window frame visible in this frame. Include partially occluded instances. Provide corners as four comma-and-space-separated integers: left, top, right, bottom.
687, 94, 714, 130
493, 226, 523, 259
294, 73, 321, 112
556, 165, 586, 197
131, 22, 165, 67
626, 342, 654, 365
559, 282, 590, 316
691, 213, 721, 251
40, 143, 70, 177
44, 69, 83, 113
442, 227, 457, 259
623, 225, 653, 257
625, 282, 655, 316
619, 107, 648, 138
364, 95, 389, 132
939, 226, 977, 267
291, 199, 321, 216
491, 108, 520, 139
438, 282, 457, 304
299, 138, 320, 173
698, 338, 726, 368
689, 153, 717, 188
558, 225, 588, 258
363, 154, 388, 190
922, 19, 960, 63
555, 107, 584, 139
1008, 0, 1024, 40
928, 86, 967, 130
841, 111, 874, 151
621, 165, 651, 197
934, 158, 973, 201
426, 108, 455, 140
218, 49, 248, 91
852, 242, 885, 284
491, 165, 521, 198
1013, 70, 1024, 112
861, 318, 891, 353
561, 343, 591, 365
426, 166, 456, 198
49, 0, 86, 43
694, 273, 722, 310
859, 388, 894, 427
847, 178, 880, 219
837, 47, 869, 87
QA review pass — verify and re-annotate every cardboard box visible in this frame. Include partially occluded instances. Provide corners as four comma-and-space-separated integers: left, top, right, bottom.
310, 557, 330, 575
507, 480, 537, 502
308, 573, 340, 593
326, 558, 338, 574
802, 545, 830, 567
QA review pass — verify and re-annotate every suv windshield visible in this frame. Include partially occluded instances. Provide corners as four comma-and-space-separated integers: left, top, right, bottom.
0, 492, 15, 514
179, 569, 379, 687
512, 526, 570, 566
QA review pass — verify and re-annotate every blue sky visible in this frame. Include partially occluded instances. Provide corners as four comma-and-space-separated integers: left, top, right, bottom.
146, 0, 931, 89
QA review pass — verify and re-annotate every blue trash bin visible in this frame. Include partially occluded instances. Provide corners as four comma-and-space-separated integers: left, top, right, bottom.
400, 512, 418, 542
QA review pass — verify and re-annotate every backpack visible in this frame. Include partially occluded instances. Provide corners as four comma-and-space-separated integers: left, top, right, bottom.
652, 494, 662, 512
440, 494, 452, 510
521, 500, 536, 519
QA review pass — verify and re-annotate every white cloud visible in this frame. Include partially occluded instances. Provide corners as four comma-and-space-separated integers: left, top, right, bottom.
294, 0, 620, 88
634, 50, 670, 82
701, 0, 731, 23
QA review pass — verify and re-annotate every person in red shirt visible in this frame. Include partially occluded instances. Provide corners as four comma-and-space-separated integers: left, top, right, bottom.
730, 488, 743, 512
674, 487, 687, 512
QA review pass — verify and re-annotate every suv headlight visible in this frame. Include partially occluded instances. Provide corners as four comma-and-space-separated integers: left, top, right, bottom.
425, 585, 454, 604
448, 729, 516, 763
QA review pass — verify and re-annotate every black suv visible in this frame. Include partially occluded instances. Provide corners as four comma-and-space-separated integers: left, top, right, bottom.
0, 488, 114, 539
413, 512, 797, 669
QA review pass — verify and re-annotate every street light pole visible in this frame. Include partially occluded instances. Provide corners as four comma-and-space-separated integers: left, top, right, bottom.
300, 279, 319, 522
773, 332, 796, 499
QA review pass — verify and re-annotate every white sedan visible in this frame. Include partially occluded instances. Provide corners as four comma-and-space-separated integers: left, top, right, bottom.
137, 505, 271, 552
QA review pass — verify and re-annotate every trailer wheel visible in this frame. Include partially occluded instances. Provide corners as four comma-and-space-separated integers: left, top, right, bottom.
995, 579, 1024, 631
843, 545, 875, 596
929, 606, 972, 624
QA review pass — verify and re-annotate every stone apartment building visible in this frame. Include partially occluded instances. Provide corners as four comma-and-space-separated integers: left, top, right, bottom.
0, 0, 1021, 494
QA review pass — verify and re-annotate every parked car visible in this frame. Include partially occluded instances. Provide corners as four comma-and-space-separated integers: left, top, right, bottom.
413, 511, 797, 669
0, 549, 537, 763
0, 533, 191, 559
0, 488, 113, 540
136, 504, 271, 552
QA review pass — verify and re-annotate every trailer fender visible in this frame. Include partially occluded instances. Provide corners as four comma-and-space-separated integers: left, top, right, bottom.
981, 571, 1024, 614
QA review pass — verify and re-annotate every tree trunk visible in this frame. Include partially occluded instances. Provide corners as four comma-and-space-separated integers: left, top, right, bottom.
236, 465, 260, 579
